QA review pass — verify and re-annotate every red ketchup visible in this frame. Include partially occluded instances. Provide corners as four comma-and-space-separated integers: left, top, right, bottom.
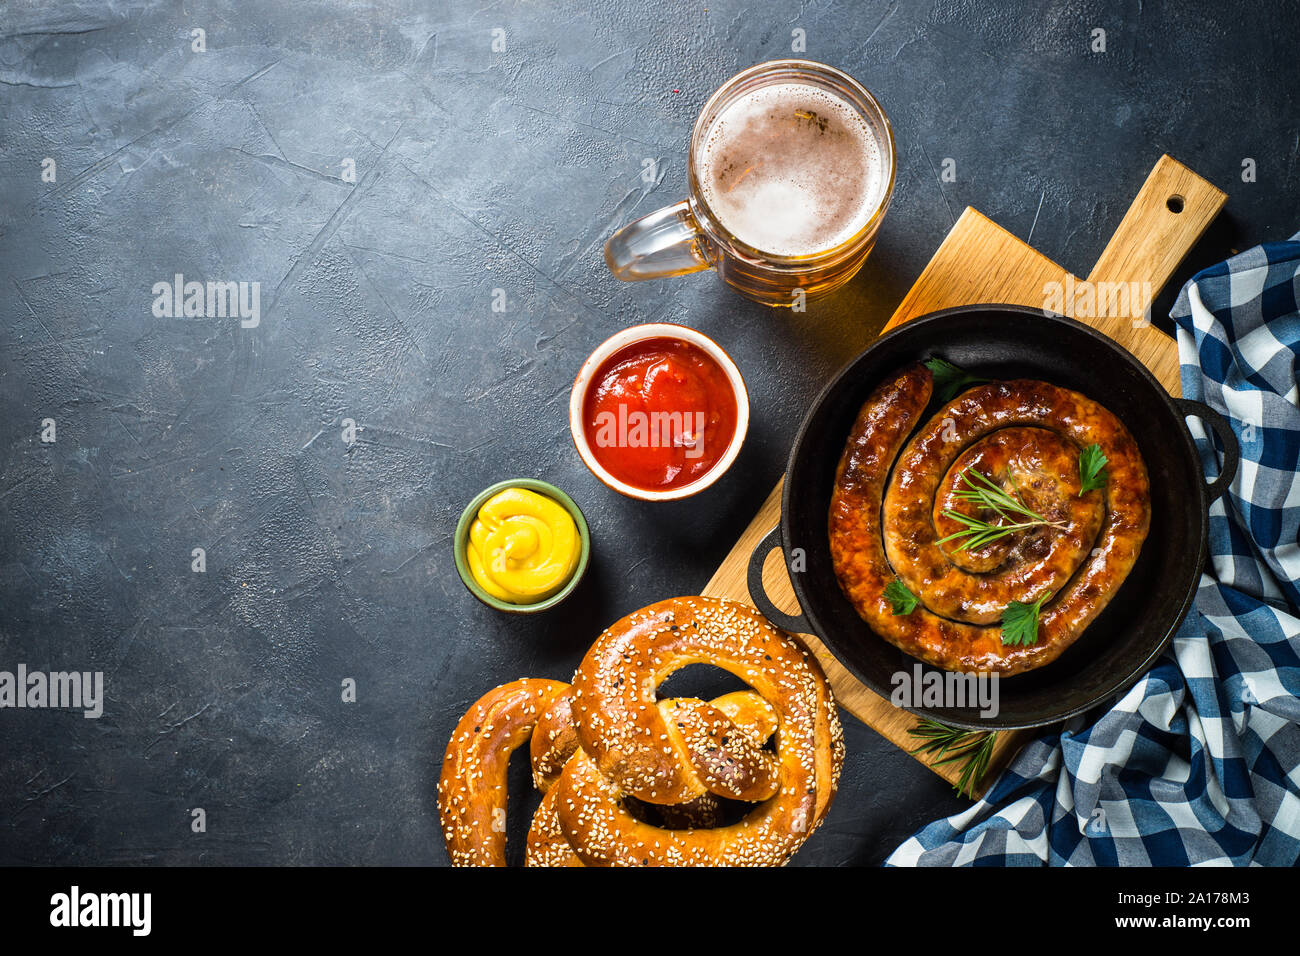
583, 337, 738, 491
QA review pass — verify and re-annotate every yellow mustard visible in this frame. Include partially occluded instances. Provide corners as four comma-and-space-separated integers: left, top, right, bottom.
467, 487, 580, 604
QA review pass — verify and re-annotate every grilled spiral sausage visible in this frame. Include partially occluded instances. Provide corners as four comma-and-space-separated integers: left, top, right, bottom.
438, 596, 844, 866
828, 363, 1150, 675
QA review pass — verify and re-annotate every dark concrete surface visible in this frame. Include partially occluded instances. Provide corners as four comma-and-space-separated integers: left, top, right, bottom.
0, 0, 1296, 866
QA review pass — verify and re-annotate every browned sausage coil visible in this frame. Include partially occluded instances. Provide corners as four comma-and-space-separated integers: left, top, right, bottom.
828, 362, 1151, 675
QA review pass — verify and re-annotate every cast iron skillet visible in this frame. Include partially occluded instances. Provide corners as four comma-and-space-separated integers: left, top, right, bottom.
747, 305, 1238, 730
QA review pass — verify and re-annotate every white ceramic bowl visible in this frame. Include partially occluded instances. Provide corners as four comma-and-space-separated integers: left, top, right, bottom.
569, 323, 750, 501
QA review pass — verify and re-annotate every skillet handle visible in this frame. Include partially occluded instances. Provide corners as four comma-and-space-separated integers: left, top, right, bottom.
1173, 398, 1240, 504
746, 525, 811, 634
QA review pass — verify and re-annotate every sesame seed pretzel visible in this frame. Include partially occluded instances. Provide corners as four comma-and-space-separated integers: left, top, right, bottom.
438, 596, 845, 867
438, 678, 572, 867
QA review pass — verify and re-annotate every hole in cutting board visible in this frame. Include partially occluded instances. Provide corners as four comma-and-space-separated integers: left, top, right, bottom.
1166, 194, 1185, 213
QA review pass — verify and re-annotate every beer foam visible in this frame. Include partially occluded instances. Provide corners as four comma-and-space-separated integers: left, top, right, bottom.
697, 82, 885, 257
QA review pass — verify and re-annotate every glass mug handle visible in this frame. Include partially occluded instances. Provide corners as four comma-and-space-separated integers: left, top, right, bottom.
604, 200, 713, 280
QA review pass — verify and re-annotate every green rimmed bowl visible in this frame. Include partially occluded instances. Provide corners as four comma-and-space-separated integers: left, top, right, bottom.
453, 478, 591, 614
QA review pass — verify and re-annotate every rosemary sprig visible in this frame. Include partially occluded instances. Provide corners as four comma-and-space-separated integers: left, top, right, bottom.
908, 719, 999, 800
937, 468, 1069, 552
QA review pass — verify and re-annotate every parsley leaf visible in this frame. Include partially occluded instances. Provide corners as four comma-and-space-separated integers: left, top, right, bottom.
1001, 592, 1052, 647
1078, 443, 1109, 496
923, 358, 989, 405
885, 578, 920, 615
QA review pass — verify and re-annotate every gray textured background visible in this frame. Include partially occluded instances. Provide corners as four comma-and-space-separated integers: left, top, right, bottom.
1, 0, 1296, 865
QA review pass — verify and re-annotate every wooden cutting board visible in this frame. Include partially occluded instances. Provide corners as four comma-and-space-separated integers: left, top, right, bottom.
701, 154, 1227, 795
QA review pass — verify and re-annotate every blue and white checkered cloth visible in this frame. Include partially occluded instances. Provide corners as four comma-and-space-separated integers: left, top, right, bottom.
887, 233, 1300, 867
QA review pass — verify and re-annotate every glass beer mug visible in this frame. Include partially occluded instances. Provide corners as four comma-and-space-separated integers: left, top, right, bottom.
605, 59, 896, 307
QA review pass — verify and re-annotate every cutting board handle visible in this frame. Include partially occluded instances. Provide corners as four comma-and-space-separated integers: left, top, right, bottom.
1061, 154, 1228, 391
1087, 154, 1227, 295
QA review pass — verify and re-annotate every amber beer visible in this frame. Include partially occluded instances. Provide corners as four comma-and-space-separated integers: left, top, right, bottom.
605, 60, 896, 307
